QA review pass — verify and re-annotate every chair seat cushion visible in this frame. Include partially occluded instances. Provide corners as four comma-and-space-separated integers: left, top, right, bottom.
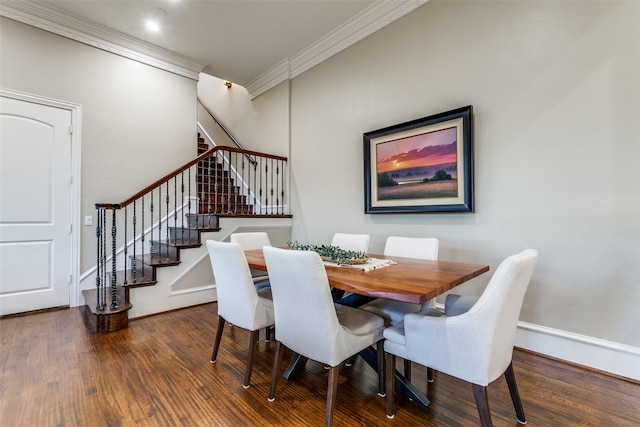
383, 322, 407, 358
335, 304, 385, 335
444, 294, 479, 316
383, 321, 405, 344
360, 300, 421, 326
253, 278, 271, 290
256, 287, 274, 308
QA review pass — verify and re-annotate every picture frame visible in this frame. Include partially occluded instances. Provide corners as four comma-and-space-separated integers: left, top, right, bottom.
364, 105, 474, 214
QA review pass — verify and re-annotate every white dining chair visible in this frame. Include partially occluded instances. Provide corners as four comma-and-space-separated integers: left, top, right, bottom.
263, 246, 385, 427
230, 232, 274, 340
361, 236, 440, 324
230, 232, 272, 289
206, 240, 275, 388
383, 249, 538, 426
331, 232, 370, 253
329, 233, 370, 301
360, 236, 439, 380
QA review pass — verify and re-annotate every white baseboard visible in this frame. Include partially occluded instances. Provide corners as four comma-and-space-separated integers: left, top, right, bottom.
515, 321, 640, 381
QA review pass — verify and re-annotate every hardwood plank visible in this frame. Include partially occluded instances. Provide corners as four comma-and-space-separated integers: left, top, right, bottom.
1, 304, 638, 426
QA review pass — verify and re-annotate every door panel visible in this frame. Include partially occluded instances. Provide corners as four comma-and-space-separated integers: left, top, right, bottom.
0, 96, 72, 315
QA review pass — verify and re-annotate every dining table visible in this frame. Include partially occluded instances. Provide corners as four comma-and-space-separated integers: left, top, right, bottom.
243, 248, 490, 406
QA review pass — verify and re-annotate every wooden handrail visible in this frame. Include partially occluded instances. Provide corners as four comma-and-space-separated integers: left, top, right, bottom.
197, 97, 244, 150
96, 146, 287, 209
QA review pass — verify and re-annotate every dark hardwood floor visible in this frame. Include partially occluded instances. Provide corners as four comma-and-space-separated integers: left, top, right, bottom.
1, 303, 638, 426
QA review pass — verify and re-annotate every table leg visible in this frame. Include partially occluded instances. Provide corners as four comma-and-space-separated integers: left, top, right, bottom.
282, 353, 309, 380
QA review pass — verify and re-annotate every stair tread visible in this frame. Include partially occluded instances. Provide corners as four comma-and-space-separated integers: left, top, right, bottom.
115, 270, 157, 287
135, 254, 180, 266
151, 238, 202, 248
168, 224, 220, 232
82, 287, 132, 315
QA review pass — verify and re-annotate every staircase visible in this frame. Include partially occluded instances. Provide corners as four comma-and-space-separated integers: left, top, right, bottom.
196, 136, 254, 215
83, 134, 289, 333
82, 212, 220, 332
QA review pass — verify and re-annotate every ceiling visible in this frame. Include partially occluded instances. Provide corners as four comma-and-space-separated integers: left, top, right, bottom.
1, 0, 426, 97
39, 0, 377, 87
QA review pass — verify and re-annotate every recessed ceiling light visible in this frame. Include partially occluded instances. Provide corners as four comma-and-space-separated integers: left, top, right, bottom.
145, 8, 166, 32
145, 20, 160, 32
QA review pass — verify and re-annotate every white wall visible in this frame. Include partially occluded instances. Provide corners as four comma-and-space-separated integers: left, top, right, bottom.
202, 1, 640, 376
289, 0, 640, 347
197, 75, 290, 157
0, 17, 198, 272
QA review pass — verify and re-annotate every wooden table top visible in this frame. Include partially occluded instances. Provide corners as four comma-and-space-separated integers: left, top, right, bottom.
244, 249, 489, 304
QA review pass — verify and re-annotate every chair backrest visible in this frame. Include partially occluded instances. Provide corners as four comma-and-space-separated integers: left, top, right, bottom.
384, 236, 439, 260
468, 249, 538, 382
263, 246, 343, 363
331, 233, 370, 253
230, 232, 272, 251
206, 240, 269, 330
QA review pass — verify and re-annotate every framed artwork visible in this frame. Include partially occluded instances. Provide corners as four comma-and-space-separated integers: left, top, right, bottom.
364, 105, 474, 213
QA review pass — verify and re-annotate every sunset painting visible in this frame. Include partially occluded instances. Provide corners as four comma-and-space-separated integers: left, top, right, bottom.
375, 126, 458, 200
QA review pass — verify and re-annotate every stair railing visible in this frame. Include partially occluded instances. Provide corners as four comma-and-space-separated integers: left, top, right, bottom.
94, 146, 289, 312
198, 97, 244, 150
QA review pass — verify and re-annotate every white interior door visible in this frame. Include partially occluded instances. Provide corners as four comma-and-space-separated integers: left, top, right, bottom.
0, 95, 73, 315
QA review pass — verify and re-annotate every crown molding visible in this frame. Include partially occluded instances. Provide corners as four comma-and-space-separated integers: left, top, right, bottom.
246, 0, 428, 99
245, 58, 292, 100
0, 0, 205, 80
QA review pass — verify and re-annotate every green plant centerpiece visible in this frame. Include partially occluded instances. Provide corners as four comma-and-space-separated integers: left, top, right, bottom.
288, 242, 369, 265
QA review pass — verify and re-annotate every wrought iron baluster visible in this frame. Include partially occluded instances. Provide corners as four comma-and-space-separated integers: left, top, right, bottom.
141, 195, 145, 279
235, 151, 240, 213
207, 154, 212, 221
181, 172, 185, 243
102, 211, 108, 310
158, 186, 162, 262
226, 150, 232, 214
173, 176, 177, 242
150, 190, 155, 264
241, 154, 249, 214
276, 160, 281, 215
110, 209, 118, 310
123, 206, 128, 287
246, 154, 252, 213
259, 156, 263, 214
165, 182, 170, 259
132, 200, 137, 285
214, 152, 220, 214
253, 159, 258, 214
264, 159, 269, 214
189, 168, 197, 230
96, 208, 103, 311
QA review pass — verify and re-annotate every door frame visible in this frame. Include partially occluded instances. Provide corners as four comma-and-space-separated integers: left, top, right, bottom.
1, 88, 82, 307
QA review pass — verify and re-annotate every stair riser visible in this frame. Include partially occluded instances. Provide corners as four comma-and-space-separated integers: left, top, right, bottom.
196, 176, 235, 187
199, 205, 254, 215
198, 195, 247, 205
127, 259, 155, 279
196, 184, 240, 195
151, 241, 179, 260
185, 214, 219, 228
196, 165, 229, 175
168, 227, 201, 241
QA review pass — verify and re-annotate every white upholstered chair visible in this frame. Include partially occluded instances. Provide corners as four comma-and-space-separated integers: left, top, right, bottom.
206, 240, 275, 388
330, 233, 370, 302
383, 249, 538, 426
230, 232, 272, 289
331, 232, 370, 253
360, 236, 440, 380
263, 246, 385, 427
361, 236, 440, 325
